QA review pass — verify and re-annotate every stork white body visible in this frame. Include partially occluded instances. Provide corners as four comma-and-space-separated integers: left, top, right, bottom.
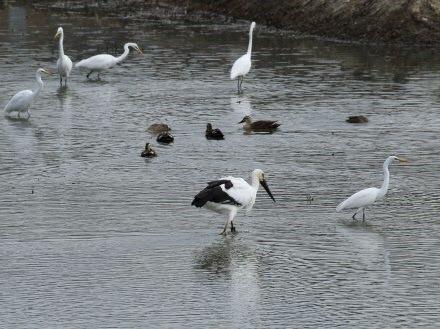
192, 169, 275, 234
336, 156, 407, 220
55, 27, 73, 86
75, 42, 142, 79
230, 22, 256, 93
4, 68, 50, 119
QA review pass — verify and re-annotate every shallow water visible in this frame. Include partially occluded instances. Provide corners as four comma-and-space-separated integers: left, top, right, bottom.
1, 2, 440, 328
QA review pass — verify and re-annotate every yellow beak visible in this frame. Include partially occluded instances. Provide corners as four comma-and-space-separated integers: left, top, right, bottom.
136, 48, 143, 54
396, 157, 408, 163
54, 32, 60, 39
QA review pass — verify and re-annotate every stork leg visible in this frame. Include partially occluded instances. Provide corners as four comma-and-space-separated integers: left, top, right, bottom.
230, 221, 236, 232
236, 77, 240, 94
219, 208, 237, 235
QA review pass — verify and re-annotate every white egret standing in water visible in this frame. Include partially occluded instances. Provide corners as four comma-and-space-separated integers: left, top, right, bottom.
3, 68, 51, 119
75, 42, 142, 80
336, 156, 408, 220
54, 27, 73, 86
230, 22, 256, 94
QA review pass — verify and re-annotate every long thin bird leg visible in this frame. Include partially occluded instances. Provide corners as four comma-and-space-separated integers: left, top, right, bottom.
362, 208, 366, 221
237, 77, 240, 94
352, 211, 357, 220
230, 221, 236, 232
219, 219, 229, 235
239, 76, 244, 93
87, 71, 93, 79
59, 76, 62, 86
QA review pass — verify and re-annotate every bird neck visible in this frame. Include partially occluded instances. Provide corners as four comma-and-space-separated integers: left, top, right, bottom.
58, 33, 65, 57
116, 44, 130, 64
378, 159, 391, 198
251, 174, 260, 190
33, 71, 44, 97
247, 26, 254, 55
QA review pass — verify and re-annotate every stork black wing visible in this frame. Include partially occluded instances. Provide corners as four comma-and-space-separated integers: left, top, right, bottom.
191, 180, 240, 208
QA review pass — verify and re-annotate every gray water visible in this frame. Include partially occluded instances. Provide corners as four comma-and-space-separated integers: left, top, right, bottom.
1, 2, 440, 328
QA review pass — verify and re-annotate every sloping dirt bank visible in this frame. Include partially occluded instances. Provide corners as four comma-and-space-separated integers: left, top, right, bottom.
33, 0, 440, 44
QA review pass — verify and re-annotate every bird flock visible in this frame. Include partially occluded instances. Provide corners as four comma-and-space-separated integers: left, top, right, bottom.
3, 22, 409, 235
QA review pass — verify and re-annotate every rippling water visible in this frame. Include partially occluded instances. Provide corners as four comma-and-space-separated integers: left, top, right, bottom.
1, 3, 440, 328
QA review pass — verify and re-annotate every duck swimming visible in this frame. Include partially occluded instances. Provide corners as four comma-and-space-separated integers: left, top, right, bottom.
147, 123, 171, 134
157, 131, 174, 144
141, 143, 157, 157
238, 115, 280, 132
205, 123, 224, 140
346, 115, 368, 123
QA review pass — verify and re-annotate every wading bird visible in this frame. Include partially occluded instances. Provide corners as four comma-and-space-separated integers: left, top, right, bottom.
230, 21, 256, 94
191, 169, 275, 235
54, 27, 73, 86
336, 156, 408, 220
75, 42, 142, 79
3, 68, 51, 119
238, 115, 280, 132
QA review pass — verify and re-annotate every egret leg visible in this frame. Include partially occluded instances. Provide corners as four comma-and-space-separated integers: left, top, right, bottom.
237, 78, 240, 94
352, 210, 357, 220
59, 76, 62, 86
17, 111, 20, 118
87, 71, 93, 79
239, 76, 244, 93
362, 208, 366, 221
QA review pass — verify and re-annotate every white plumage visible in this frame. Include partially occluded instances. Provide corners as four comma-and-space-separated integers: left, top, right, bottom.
192, 169, 275, 235
336, 156, 407, 220
230, 21, 256, 93
75, 42, 142, 79
55, 27, 73, 86
4, 68, 51, 119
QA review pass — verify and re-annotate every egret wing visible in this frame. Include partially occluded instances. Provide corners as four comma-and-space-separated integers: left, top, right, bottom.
230, 54, 251, 79
336, 187, 379, 211
4, 90, 33, 112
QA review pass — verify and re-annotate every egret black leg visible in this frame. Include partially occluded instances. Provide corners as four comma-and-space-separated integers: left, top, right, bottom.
59, 76, 62, 85
352, 212, 357, 220
87, 71, 93, 79
362, 209, 366, 221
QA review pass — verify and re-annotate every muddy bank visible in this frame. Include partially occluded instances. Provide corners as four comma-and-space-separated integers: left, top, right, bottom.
32, 0, 440, 44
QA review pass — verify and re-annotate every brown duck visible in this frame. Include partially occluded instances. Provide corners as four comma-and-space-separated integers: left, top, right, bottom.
205, 123, 224, 140
147, 123, 171, 134
238, 115, 280, 132
346, 115, 368, 123
141, 143, 157, 157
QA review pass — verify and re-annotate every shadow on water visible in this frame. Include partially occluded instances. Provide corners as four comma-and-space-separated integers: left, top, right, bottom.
194, 235, 253, 274
5, 115, 32, 127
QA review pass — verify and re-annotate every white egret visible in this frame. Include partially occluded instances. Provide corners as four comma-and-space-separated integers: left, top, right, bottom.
192, 169, 275, 235
230, 21, 256, 94
3, 68, 51, 119
54, 27, 73, 86
75, 42, 142, 79
336, 156, 408, 220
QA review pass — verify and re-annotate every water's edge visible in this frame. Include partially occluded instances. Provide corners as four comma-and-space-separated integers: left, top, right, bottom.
32, 0, 440, 45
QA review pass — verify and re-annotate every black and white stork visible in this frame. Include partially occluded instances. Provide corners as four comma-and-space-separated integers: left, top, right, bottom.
191, 169, 276, 235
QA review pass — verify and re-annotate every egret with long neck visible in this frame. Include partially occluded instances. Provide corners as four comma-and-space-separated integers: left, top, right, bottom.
336, 156, 408, 220
230, 21, 256, 94
55, 27, 73, 86
75, 42, 142, 80
4, 68, 51, 119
